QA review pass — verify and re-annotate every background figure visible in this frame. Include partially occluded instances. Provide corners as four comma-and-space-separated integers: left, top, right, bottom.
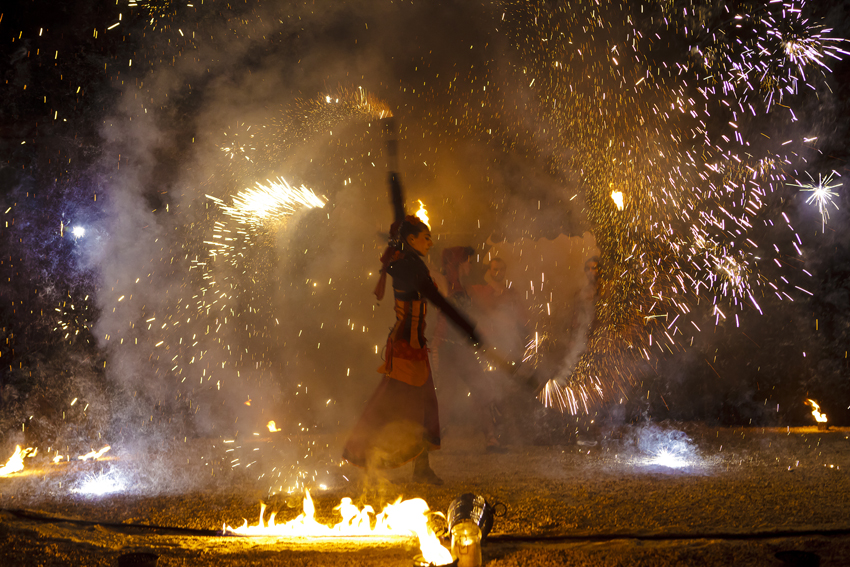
468, 257, 530, 448
431, 247, 504, 452
343, 218, 480, 485
471, 258, 529, 362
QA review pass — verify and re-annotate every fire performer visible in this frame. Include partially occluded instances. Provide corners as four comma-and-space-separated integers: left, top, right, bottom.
343, 177, 482, 485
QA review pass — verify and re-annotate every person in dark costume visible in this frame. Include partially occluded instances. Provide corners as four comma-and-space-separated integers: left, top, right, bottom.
343, 216, 481, 485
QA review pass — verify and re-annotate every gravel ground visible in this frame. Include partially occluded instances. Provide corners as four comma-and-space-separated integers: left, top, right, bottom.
0, 423, 848, 566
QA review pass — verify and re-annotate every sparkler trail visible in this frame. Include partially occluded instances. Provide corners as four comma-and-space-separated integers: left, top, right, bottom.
677, 0, 850, 110
491, 0, 847, 413
210, 178, 327, 231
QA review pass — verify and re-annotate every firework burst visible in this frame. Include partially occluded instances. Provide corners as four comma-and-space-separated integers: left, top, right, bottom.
790, 171, 842, 232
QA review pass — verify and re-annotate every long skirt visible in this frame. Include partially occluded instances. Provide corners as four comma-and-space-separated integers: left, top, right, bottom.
343, 373, 440, 469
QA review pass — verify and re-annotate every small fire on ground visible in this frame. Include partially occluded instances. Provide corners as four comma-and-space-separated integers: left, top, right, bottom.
0, 444, 112, 477
0, 446, 37, 477
805, 399, 827, 424
223, 489, 453, 565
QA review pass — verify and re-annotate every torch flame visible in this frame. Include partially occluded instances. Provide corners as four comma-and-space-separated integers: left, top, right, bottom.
0, 445, 37, 477
805, 399, 828, 423
611, 190, 625, 210
267, 421, 281, 432
415, 200, 431, 229
224, 490, 453, 565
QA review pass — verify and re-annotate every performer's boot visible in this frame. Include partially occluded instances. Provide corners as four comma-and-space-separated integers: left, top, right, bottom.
412, 451, 444, 485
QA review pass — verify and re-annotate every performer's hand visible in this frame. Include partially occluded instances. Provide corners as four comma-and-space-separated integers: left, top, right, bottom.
469, 330, 484, 350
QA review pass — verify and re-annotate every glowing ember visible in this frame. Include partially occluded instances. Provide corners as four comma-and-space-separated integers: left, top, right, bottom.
267, 421, 281, 432
224, 490, 452, 565
0, 446, 37, 477
78, 445, 111, 461
610, 189, 624, 211
806, 399, 828, 423
415, 199, 431, 229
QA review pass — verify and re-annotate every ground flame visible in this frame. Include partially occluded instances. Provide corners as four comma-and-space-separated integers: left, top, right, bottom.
224, 490, 453, 565
78, 445, 111, 461
0, 445, 37, 477
806, 399, 828, 423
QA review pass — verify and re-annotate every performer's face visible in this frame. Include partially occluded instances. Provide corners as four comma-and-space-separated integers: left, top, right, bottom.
407, 229, 433, 256
488, 260, 506, 283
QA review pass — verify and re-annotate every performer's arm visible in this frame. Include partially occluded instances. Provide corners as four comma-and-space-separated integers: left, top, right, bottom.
420, 278, 481, 346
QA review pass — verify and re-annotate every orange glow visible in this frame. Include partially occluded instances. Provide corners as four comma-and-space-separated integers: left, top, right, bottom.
267, 421, 281, 432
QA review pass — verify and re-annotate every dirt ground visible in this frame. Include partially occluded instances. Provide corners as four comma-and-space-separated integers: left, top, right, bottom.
0, 423, 848, 566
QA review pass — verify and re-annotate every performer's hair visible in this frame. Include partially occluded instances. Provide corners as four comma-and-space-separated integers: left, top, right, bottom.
490, 257, 506, 267
442, 246, 475, 270
400, 215, 429, 244
441, 246, 474, 294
